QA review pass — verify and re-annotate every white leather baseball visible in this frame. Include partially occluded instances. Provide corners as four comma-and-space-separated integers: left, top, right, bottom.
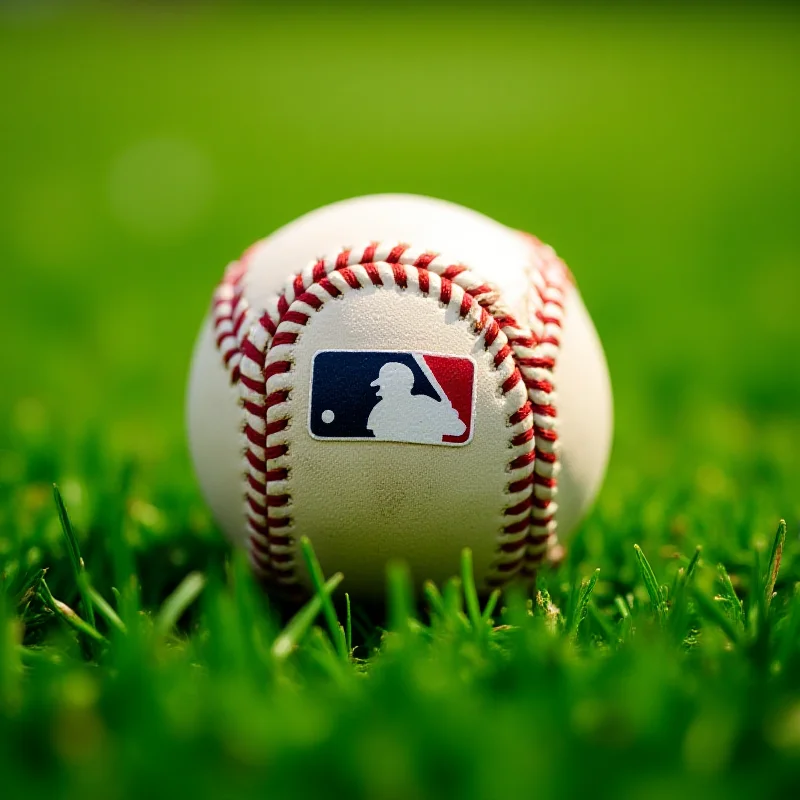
187, 194, 612, 597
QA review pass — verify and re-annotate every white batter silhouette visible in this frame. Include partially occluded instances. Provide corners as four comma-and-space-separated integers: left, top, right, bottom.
366, 362, 466, 444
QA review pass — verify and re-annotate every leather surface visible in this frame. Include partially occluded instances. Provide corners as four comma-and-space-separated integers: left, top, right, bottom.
243, 194, 534, 323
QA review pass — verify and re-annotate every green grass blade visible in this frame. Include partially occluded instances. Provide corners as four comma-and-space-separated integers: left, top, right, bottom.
423, 581, 446, 620
461, 548, 482, 632
614, 595, 631, 620
52, 484, 81, 577
387, 561, 414, 634
668, 547, 702, 642
634, 545, 666, 624
443, 577, 464, 614
764, 519, 786, 609
716, 564, 744, 627
306, 627, 351, 683
52, 485, 96, 632
88, 586, 127, 636
154, 572, 207, 638
38, 578, 107, 647
344, 592, 352, 658
481, 589, 502, 624
14, 568, 46, 605
299, 537, 347, 660
441, 577, 471, 633
13, 568, 47, 627
271, 573, 344, 659
572, 569, 600, 637
685, 546, 702, 581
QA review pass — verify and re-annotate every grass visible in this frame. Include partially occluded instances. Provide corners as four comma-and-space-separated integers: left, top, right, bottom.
1, 3, 800, 798
3, 489, 799, 799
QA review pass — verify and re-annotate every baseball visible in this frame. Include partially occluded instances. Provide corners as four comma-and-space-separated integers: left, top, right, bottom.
187, 194, 612, 597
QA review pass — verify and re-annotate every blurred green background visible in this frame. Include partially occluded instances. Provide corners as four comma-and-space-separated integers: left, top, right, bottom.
2, 3, 800, 799
2, 2, 798, 522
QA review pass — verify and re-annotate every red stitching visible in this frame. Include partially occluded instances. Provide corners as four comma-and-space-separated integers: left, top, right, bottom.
266, 391, 289, 410
365, 263, 382, 286
339, 267, 361, 289
209, 238, 569, 591
507, 474, 535, 493
500, 541, 527, 553
506, 496, 534, 516
501, 371, 522, 394
509, 451, 537, 470
512, 429, 535, 446
211, 260, 251, 386
503, 519, 531, 535
239, 374, 265, 394
361, 243, 377, 264
386, 244, 407, 263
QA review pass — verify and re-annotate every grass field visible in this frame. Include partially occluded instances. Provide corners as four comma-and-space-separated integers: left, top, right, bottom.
1, 3, 799, 798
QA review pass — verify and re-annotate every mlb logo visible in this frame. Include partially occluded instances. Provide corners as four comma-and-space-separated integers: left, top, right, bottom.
309, 350, 476, 446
